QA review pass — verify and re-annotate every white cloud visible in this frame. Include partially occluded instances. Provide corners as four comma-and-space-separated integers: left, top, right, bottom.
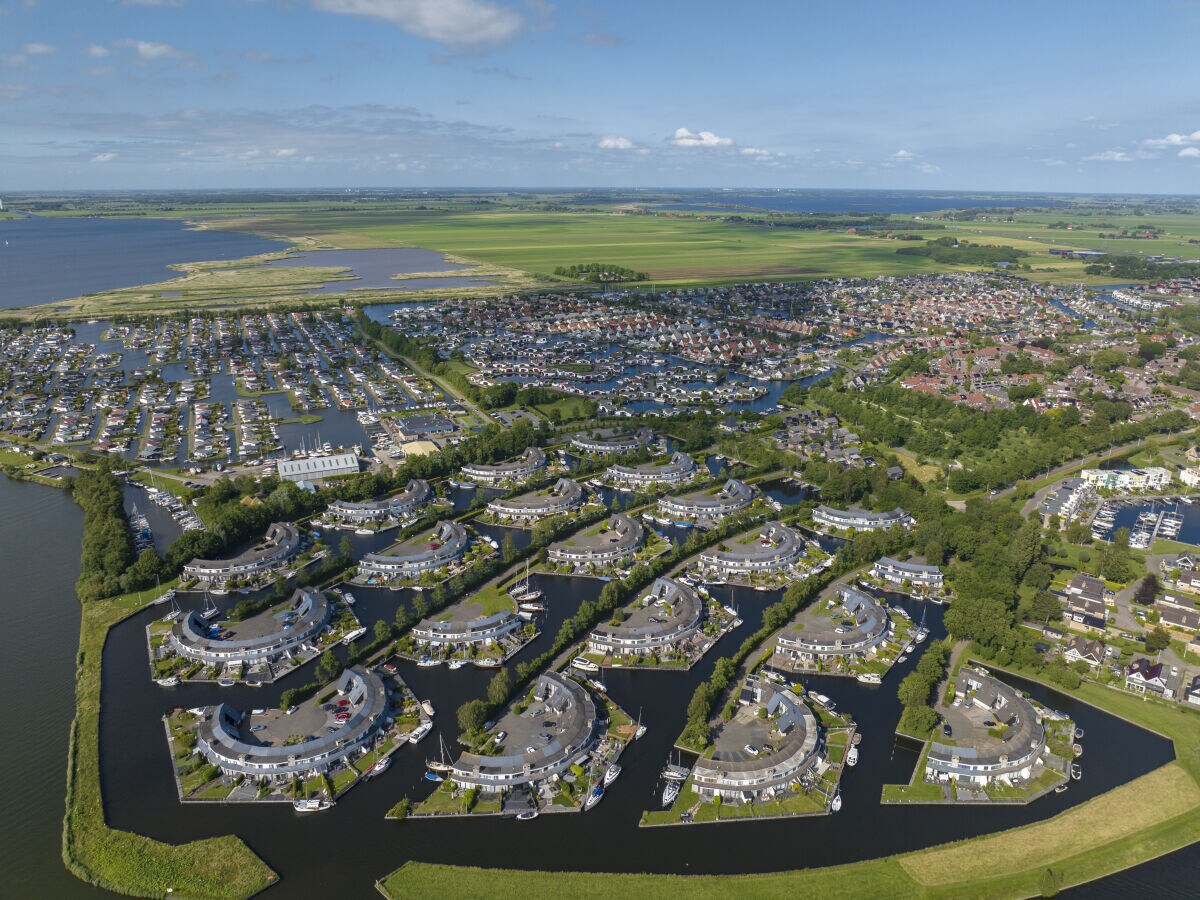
1142, 131, 1200, 148
890, 149, 914, 159
87, 43, 110, 58
598, 135, 633, 150
134, 40, 175, 59
91, 152, 116, 162
741, 147, 770, 158
3, 41, 54, 66
671, 127, 732, 148
274, 147, 298, 157
1180, 147, 1200, 159
1040, 157, 1066, 167
1084, 149, 1133, 162
310, 0, 523, 46
916, 162, 940, 174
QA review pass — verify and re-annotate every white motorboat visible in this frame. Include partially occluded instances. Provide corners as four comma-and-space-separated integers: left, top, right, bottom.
421, 699, 435, 717
417, 657, 441, 668
342, 627, 367, 645
342, 592, 357, 606
584, 786, 604, 810
604, 764, 621, 786
293, 798, 333, 812
846, 746, 859, 767
831, 790, 842, 812
856, 672, 882, 685
448, 659, 467, 670
516, 809, 539, 820
156, 675, 180, 687
408, 722, 433, 744
372, 757, 391, 776
572, 656, 600, 673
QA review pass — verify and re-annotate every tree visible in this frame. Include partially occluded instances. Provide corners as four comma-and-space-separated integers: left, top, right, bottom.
906, 705, 938, 734
339, 535, 354, 560
897, 671, 931, 708
487, 668, 512, 705
1031, 591, 1064, 623
1133, 574, 1159, 606
456, 699, 489, 735
373, 619, 391, 643
500, 533, 517, 565
1145, 625, 1171, 653
317, 649, 340, 682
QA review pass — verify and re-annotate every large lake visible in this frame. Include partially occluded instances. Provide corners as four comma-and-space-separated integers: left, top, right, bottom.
0, 216, 286, 308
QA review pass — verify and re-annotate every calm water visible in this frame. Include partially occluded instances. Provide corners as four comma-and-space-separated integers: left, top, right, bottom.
650, 190, 1068, 215
0, 216, 285, 308
0, 478, 103, 897
261, 249, 500, 295
2, 475, 1197, 896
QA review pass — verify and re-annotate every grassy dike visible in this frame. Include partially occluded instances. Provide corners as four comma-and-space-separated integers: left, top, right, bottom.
63, 587, 277, 897
377, 664, 1200, 899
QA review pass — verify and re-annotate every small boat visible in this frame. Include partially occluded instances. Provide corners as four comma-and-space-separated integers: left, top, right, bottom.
156, 675, 180, 687
856, 673, 882, 685
1054, 784, 1069, 794
913, 628, 929, 644
417, 657, 440, 668
342, 627, 367, 645
474, 657, 501, 668
904, 644, 915, 653
518, 600, 546, 613
447, 479, 460, 488
831, 790, 842, 812
1072, 743, 1083, 757
662, 782, 680, 807
423, 771, 444, 782
448, 659, 467, 670
409, 722, 433, 744
897, 655, 908, 664
1071, 764, 1082, 781
584, 786, 604, 810
846, 746, 859, 767
604, 764, 621, 786
572, 656, 599, 673
421, 699, 435, 717
635, 724, 647, 740
372, 757, 391, 775
516, 809, 538, 821
217, 678, 236, 687
590, 679, 607, 693
1074, 727, 1084, 740
293, 798, 332, 812
354, 528, 372, 535
341, 592, 357, 606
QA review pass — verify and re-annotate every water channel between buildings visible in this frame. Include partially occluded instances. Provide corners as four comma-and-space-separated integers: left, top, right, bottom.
0, 470, 1183, 898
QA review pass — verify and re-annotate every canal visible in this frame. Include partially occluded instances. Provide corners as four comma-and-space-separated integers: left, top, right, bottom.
2, 474, 1197, 897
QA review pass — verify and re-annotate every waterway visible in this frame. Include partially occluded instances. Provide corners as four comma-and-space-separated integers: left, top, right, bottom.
2, 475, 1197, 897
260, 249, 500, 295
0, 216, 286, 308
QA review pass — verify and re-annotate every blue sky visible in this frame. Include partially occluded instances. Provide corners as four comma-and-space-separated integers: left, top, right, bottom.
1, 0, 1199, 192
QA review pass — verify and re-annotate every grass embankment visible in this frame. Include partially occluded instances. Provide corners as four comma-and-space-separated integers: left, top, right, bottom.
64, 590, 276, 897
379, 670, 1200, 899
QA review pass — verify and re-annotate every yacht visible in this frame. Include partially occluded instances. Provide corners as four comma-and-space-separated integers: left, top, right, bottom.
572, 657, 600, 673
856, 672, 882, 685
417, 657, 441, 668
156, 675, 180, 687
662, 781, 680, 807
846, 746, 859, 767
421, 699, 435, 717
447, 659, 467, 670
474, 657, 501, 668
604, 764, 621, 786
341, 592, 357, 606
583, 786, 604, 810
371, 757, 391, 776
831, 790, 842, 812
408, 722, 433, 744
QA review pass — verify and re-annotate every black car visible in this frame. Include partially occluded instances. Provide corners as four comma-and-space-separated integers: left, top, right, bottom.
942, 723, 953, 737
